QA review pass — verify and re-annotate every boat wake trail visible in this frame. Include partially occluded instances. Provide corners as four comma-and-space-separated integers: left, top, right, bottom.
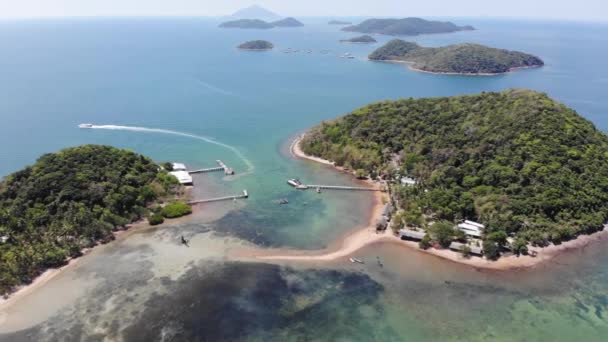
90, 125, 254, 175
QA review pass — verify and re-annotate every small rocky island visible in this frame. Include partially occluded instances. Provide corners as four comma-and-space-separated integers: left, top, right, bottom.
271, 17, 304, 27
238, 40, 274, 50
220, 17, 304, 29
343, 17, 474, 36
219, 19, 274, 29
329, 20, 352, 25
369, 39, 544, 74
340, 35, 377, 43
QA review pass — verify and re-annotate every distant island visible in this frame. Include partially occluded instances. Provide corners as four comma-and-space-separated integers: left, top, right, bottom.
300, 89, 608, 260
0, 145, 190, 295
340, 35, 377, 43
230, 4, 281, 21
343, 18, 474, 36
329, 20, 352, 25
238, 40, 274, 50
369, 39, 544, 74
271, 17, 304, 27
219, 17, 304, 29
219, 19, 274, 29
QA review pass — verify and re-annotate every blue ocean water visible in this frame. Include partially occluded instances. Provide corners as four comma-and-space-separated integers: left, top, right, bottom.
1, 17, 608, 341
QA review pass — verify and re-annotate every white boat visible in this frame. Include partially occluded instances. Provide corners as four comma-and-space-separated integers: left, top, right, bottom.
78, 123, 93, 129
349, 257, 364, 264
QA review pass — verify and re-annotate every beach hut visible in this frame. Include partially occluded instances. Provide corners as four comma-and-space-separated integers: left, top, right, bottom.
399, 229, 426, 241
449, 241, 483, 256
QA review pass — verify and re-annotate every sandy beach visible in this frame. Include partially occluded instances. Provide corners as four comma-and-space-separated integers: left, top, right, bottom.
370, 59, 542, 76
256, 134, 608, 270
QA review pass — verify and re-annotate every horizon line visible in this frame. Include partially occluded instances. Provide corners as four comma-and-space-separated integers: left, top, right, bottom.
0, 14, 606, 23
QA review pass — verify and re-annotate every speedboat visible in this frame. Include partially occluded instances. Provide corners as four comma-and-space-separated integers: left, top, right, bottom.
78, 123, 93, 129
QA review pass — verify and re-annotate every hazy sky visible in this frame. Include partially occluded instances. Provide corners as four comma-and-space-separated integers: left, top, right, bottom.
0, 0, 606, 21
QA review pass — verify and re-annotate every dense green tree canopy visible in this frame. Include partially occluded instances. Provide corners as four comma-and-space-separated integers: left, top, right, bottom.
369, 40, 544, 74
0, 145, 182, 294
300, 90, 608, 248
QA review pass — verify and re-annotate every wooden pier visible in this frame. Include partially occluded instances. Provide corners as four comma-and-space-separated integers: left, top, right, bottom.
189, 190, 248, 205
287, 179, 385, 192
307, 185, 385, 192
188, 160, 235, 175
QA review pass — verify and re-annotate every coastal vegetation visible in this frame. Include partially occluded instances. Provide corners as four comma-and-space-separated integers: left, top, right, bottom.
342, 18, 474, 36
0, 145, 188, 295
369, 40, 544, 74
220, 17, 303, 29
238, 40, 274, 50
300, 90, 608, 258
340, 35, 377, 43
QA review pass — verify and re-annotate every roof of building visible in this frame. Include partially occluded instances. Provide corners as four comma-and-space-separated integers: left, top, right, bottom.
172, 163, 187, 171
399, 229, 426, 240
400, 177, 417, 185
464, 220, 485, 229
169, 170, 193, 184
457, 222, 484, 237
449, 241, 483, 255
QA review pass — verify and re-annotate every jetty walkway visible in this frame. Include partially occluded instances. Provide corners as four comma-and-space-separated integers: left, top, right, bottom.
188, 160, 235, 175
189, 190, 249, 205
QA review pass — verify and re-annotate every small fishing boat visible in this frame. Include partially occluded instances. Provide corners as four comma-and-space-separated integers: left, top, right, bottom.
349, 257, 364, 264
316, 187, 322, 193
287, 179, 308, 189
78, 123, 93, 129
279, 198, 289, 205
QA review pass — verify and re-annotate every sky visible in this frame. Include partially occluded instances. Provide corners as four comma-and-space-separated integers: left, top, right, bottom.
0, 0, 606, 21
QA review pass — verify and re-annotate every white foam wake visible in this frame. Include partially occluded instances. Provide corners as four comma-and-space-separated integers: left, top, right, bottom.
89, 125, 254, 174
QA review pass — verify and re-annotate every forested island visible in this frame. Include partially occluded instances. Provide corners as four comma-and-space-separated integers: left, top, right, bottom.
369, 39, 544, 74
219, 17, 303, 29
329, 20, 352, 25
238, 40, 274, 50
340, 35, 377, 43
343, 18, 474, 36
300, 90, 608, 259
0, 145, 190, 295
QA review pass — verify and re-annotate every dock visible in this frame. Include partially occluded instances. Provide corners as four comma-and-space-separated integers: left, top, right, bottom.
188, 160, 235, 175
189, 190, 249, 205
287, 179, 385, 192
307, 185, 385, 192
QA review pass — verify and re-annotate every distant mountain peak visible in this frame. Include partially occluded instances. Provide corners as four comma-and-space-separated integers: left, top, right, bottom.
231, 4, 281, 21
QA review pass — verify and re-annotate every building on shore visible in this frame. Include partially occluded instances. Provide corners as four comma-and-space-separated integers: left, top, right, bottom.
169, 163, 193, 185
449, 241, 483, 256
399, 228, 426, 241
457, 220, 485, 238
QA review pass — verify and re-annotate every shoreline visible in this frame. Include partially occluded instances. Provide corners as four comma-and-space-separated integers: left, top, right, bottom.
0, 187, 195, 309
257, 134, 608, 270
371, 59, 543, 76
0, 219, 153, 310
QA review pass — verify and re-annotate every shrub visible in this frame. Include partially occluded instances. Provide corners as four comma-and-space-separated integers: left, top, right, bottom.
161, 201, 192, 218
148, 213, 165, 226
419, 234, 432, 249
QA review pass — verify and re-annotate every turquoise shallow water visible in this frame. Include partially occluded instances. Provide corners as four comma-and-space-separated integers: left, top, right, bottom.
1, 17, 608, 341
